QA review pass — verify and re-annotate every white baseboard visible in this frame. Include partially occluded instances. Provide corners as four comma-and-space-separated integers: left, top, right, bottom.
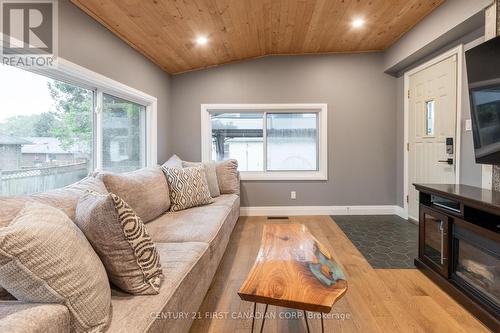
240, 205, 408, 218
394, 206, 408, 219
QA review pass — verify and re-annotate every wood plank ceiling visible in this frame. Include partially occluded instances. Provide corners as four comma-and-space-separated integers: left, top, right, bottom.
71, 0, 445, 74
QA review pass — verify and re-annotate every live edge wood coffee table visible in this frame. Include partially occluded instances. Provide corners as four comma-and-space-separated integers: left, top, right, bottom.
238, 223, 347, 333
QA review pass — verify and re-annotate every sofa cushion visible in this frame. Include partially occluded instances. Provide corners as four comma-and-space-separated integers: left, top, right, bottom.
76, 191, 163, 295
147, 204, 228, 244
0, 203, 111, 333
215, 159, 239, 195
183, 161, 220, 197
162, 167, 212, 212
146, 194, 240, 260
209, 193, 240, 208
97, 167, 170, 223
0, 302, 70, 333
107, 242, 211, 333
0, 177, 107, 227
203, 195, 240, 264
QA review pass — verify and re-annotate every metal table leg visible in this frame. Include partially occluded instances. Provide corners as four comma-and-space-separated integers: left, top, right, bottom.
303, 310, 311, 333
259, 304, 268, 333
251, 302, 257, 333
251, 304, 325, 333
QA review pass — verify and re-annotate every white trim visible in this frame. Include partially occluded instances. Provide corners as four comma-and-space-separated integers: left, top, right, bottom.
94, 90, 104, 170
201, 103, 328, 181
403, 44, 463, 220
394, 206, 408, 220
27, 57, 158, 169
240, 205, 406, 217
36, 58, 157, 106
146, 103, 158, 166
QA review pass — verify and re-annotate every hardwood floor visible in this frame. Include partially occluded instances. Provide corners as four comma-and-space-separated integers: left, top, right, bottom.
189, 216, 491, 333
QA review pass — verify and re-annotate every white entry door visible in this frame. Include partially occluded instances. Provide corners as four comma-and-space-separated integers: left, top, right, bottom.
408, 55, 458, 220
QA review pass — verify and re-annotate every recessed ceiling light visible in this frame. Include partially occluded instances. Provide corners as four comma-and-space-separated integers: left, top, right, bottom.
352, 18, 364, 28
196, 36, 208, 45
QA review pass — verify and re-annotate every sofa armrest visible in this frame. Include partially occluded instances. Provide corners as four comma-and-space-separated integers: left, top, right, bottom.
0, 301, 70, 333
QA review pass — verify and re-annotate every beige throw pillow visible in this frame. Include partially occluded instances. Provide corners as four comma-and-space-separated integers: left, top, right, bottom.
0, 203, 111, 333
183, 161, 221, 197
162, 154, 183, 169
96, 167, 170, 223
76, 191, 163, 295
215, 159, 240, 195
162, 166, 212, 212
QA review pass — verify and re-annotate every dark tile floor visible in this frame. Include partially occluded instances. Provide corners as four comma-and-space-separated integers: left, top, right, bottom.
332, 215, 418, 269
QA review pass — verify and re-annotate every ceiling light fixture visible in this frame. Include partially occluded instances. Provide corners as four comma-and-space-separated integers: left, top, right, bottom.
196, 36, 208, 45
352, 18, 364, 28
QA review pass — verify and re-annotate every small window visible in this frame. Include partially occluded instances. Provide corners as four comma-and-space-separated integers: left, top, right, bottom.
425, 100, 435, 136
202, 104, 327, 180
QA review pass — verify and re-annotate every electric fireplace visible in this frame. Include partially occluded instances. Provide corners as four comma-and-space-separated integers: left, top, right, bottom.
452, 220, 500, 314
414, 183, 500, 331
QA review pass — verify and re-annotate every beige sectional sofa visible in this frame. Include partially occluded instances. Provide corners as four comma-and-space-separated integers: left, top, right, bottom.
0, 165, 240, 333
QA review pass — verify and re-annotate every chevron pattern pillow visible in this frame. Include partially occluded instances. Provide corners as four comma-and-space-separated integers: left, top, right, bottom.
76, 191, 163, 295
162, 166, 212, 212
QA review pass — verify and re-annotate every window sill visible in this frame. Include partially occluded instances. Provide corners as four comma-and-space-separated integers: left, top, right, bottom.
239, 171, 328, 181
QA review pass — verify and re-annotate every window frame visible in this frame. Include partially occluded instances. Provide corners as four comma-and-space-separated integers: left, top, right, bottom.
27, 58, 158, 171
201, 103, 328, 181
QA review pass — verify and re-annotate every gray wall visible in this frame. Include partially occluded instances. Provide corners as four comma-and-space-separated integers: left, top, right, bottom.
170, 54, 397, 207
58, 0, 171, 163
384, 0, 491, 74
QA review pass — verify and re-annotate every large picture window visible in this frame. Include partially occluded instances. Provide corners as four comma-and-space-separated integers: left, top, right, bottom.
0, 61, 157, 196
202, 104, 327, 180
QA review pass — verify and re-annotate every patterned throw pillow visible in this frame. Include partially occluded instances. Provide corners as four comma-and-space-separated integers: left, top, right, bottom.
0, 202, 111, 333
162, 166, 212, 212
76, 191, 163, 295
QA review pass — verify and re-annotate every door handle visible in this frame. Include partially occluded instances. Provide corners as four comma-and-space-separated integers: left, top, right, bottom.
439, 221, 448, 265
438, 158, 453, 165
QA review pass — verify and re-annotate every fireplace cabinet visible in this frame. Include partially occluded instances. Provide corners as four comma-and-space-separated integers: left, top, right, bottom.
414, 184, 499, 331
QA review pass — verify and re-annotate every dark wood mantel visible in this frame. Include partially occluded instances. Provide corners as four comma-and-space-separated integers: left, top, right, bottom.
414, 183, 500, 216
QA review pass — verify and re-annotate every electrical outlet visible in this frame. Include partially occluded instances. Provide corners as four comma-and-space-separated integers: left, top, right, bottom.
290, 191, 296, 200
465, 119, 472, 132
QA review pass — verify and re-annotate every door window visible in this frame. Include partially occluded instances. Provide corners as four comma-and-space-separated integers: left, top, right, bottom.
425, 100, 435, 136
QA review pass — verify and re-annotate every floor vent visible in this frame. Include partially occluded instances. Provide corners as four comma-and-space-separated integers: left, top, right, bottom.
267, 216, 289, 220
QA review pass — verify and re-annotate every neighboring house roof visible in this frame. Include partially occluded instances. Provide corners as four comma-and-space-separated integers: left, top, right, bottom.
0, 133, 32, 145
21, 137, 73, 154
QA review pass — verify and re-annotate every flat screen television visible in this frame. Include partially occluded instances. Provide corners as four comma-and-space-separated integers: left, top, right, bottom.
465, 35, 500, 164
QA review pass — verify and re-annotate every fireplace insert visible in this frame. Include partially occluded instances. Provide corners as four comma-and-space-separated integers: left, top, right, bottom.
452, 219, 500, 317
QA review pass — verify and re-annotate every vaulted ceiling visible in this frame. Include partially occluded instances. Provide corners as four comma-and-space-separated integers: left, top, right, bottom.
71, 0, 445, 74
